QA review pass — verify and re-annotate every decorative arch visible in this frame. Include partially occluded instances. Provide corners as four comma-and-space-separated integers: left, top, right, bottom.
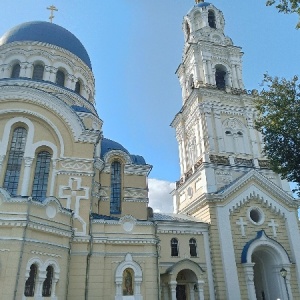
115, 253, 143, 300
103, 150, 132, 166
0, 86, 87, 144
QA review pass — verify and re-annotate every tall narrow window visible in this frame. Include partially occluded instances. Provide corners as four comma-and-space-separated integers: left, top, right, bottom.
171, 238, 179, 257
208, 10, 216, 28
110, 161, 121, 214
215, 65, 226, 90
4, 127, 27, 196
32, 151, 51, 201
75, 80, 81, 94
189, 238, 197, 257
11, 63, 20, 78
24, 264, 37, 297
123, 268, 134, 296
32, 64, 44, 80
55, 70, 65, 87
42, 266, 53, 297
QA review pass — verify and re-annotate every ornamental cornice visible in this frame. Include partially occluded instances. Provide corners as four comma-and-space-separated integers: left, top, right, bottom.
56, 170, 94, 177
59, 158, 93, 172
124, 198, 149, 203
124, 164, 152, 176
31, 250, 62, 258
92, 238, 157, 245
0, 85, 86, 141
0, 41, 93, 76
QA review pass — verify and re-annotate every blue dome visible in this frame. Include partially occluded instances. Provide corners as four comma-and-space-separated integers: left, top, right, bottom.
0, 21, 92, 69
196, 2, 211, 8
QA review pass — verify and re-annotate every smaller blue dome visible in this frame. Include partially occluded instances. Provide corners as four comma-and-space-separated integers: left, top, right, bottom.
196, 2, 211, 8
101, 138, 146, 165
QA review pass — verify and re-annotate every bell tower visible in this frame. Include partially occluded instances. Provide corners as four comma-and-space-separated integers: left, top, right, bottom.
171, 1, 291, 215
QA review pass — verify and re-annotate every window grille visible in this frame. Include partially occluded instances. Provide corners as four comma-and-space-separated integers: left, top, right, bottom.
11, 64, 20, 78
189, 238, 197, 257
32, 64, 44, 80
3, 127, 27, 196
42, 266, 53, 297
32, 151, 51, 201
56, 70, 65, 86
171, 238, 179, 256
110, 161, 121, 214
24, 264, 37, 297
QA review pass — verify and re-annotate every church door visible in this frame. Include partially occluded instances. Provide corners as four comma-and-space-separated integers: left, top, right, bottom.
176, 285, 187, 300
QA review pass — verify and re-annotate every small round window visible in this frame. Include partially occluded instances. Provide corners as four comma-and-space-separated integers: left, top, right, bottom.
248, 207, 264, 225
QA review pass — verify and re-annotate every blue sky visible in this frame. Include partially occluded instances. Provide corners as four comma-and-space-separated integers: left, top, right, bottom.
0, 0, 299, 187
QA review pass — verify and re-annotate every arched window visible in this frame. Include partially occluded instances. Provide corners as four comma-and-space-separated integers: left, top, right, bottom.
185, 21, 190, 40
3, 127, 27, 196
189, 238, 197, 257
32, 64, 44, 80
208, 10, 216, 28
24, 264, 37, 297
32, 151, 51, 201
42, 265, 54, 297
75, 80, 81, 94
55, 70, 65, 87
110, 161, 122, 214
123, 268, 134, 296
215, 65, 226, 90
11, 63, 20, 78
171, 238, 179, 257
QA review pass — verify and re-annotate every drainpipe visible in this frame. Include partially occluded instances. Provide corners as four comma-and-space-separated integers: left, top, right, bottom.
84, 132, 102, 300
13, 197, 31, 300
154, 222, 161, 300
65, 211, 74, 300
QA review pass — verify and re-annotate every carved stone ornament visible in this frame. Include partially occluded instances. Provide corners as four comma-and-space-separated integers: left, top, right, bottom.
119, 215, 136, 233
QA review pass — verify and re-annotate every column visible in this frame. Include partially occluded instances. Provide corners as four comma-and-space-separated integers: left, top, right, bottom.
189, 283, 195, 300
245, 112, 258, 156
21, 157, 34, 196
203, 107, 215, 152
203, 60, 209, 84
231, 64, 238, 88
66, 74, 74, 89
197, 280, 205, 300
44, 65, 52, 81
35, 270, 46, 299
49, 159, 57, 196
214, 111, 225, 153
2, 66, 11, 78
0, 155, 6, 175
207, 60, 213, 85
19, 62, 27, 77
236, 65, 244, 89
243, 263, 257, 300
227, 70, 233, 88
169, 281, 177, 300
162, 283, 169, 300
49, 67, 56, 82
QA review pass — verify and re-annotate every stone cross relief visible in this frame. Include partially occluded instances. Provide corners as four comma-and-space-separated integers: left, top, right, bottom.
268, 219, 279, 237
236, 217, 247, 237
59, 177, 89, 235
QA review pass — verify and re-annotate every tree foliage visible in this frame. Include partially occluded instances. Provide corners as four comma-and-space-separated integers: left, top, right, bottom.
266, 0, 300, 27
255, 74, 300, 195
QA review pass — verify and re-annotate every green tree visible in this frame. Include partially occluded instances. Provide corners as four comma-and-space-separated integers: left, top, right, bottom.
266, 0, 300, 27
255, 74, 300, 195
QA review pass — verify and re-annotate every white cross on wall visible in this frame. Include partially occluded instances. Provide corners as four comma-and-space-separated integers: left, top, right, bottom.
268, 219, 279, 237
236, 217, 247, 237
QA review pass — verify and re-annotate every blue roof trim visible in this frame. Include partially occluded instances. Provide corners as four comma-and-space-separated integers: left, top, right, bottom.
71, 105, 92, 113
91, 213, 120, 221
0, 21, 92, 69
130, 155, 146, 165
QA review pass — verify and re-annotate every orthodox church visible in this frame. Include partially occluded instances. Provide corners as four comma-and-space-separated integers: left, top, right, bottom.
0, 1, 299, 300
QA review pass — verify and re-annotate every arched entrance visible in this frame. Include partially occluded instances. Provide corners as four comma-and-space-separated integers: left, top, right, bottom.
161, 259, 205, 300
252, 247, 283, 300
176, 269, 197, 300
242, 231, 292, 300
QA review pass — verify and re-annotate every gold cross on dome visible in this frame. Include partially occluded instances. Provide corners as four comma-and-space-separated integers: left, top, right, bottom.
195, 0, 204, 3
47, 5, 58, 23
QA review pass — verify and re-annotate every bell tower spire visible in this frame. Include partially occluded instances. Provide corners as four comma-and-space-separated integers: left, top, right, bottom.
171, 2, 291, 215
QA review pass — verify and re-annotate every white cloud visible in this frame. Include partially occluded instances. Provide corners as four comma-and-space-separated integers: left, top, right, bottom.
148, 178, 175, 213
